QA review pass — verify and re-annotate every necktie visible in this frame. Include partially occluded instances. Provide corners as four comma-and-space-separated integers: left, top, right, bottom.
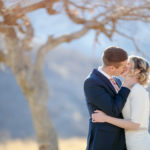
110, 78, 120, 92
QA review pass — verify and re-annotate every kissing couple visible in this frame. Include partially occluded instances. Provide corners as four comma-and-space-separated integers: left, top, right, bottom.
84, 46, 150, 150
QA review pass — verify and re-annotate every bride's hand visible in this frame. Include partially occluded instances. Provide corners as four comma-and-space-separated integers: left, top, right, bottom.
91, 110, 107, 123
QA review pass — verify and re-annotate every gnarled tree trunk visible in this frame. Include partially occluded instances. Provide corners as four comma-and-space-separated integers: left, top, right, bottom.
18, 72, 58, 150
4, 27, 58, 150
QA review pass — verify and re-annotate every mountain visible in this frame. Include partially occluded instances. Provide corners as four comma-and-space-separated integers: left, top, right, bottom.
45, 47, 99, 138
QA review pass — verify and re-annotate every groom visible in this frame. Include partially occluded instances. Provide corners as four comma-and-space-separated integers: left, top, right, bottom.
84, 47, 134, 150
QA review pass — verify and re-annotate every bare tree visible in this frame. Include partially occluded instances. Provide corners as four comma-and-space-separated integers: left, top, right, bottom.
0, 0, 150, 150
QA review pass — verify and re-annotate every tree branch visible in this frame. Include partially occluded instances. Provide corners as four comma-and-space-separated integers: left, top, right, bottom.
12, 1, 47, 18
11, 0, 60, 19
116, 30, 150, 60
34, 26, 89, 71
20, 16, 34, 51
0, 51, 6, 63
64, 0, 87, 24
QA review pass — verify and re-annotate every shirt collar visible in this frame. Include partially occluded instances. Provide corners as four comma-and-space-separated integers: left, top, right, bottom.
98, 67, 111, 79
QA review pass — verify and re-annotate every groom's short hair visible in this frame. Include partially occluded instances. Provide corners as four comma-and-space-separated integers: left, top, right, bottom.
102, 46, 128, 68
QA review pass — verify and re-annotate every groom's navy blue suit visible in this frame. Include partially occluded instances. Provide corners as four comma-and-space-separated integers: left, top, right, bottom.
84, 69, 130, 150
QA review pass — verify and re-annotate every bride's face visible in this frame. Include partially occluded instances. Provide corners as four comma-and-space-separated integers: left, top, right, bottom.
126, 60, 132, 71
127, 59, 140, 77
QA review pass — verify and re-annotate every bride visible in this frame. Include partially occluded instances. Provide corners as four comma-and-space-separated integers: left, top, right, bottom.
92, 55, 150, 150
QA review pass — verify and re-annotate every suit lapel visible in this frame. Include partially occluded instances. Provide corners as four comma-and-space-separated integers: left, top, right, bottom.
92, 69, 117, 94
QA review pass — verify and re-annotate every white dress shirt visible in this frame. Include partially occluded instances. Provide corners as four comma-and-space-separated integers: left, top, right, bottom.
98, 67, 111, 79
98, 67, 118, 92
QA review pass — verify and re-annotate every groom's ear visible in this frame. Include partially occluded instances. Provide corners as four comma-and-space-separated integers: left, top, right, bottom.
109, 66, 115, 71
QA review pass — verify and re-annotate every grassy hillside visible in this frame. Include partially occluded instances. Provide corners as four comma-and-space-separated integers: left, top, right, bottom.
0, 138, 86, 150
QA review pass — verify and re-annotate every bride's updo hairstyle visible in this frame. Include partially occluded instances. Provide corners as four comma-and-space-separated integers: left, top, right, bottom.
129, 56, 150, 86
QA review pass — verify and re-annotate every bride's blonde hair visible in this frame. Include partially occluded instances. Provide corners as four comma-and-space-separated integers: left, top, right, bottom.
129, 55, 150, 86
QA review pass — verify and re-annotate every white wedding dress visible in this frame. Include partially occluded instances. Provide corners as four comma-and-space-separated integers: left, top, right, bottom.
122, 83, 150, 150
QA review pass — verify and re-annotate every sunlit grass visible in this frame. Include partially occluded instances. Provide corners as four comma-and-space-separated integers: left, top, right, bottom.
0, 138, 86, 150
0, 139, 38, 150
60, 138, 86, 150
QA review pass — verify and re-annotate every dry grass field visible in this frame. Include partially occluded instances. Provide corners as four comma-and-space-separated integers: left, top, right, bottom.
0, 138, 86, 150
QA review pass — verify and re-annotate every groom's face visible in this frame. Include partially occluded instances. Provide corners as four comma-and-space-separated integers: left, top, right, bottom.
113, 60, 128, 76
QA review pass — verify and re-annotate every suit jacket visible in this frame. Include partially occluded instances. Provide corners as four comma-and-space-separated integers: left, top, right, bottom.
84, 69, 130, 150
